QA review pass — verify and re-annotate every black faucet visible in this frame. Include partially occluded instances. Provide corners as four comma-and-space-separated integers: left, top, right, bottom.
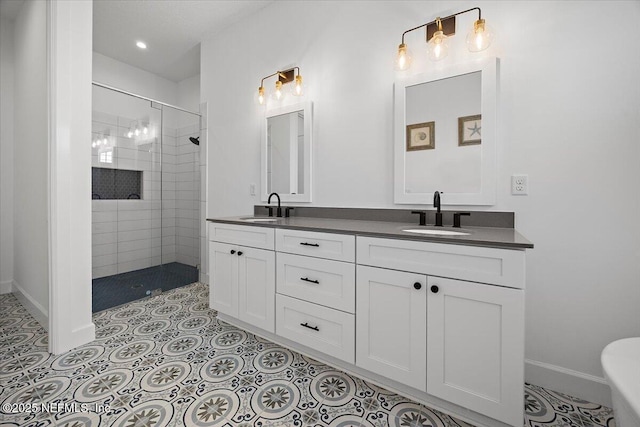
434, 191, 443, 226
267, 192, 282, 217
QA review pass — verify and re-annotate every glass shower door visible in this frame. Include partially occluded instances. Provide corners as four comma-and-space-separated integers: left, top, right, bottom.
91, 86, 163, 311
159, 105, 201, 290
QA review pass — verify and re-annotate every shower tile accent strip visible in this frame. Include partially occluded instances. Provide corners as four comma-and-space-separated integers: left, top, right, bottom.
0, 284, 615, 427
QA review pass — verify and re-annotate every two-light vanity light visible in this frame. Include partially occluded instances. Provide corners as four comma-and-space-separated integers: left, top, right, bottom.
395, 7, 494, 70
257, 67, 304, 106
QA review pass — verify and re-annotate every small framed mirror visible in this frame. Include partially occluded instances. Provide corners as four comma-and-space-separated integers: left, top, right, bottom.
261, 101, 312, 202
394, 58, 498, 205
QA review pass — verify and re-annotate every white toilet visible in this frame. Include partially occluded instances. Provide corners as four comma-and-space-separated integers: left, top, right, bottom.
601, 338, 640, 427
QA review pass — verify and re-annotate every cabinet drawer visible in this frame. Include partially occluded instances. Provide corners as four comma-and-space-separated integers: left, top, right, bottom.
277, 253, 355, 313
357, 237, 525, 289
276, 294, 355, 363
209, 222, 275, 250
275, 229, 355, 262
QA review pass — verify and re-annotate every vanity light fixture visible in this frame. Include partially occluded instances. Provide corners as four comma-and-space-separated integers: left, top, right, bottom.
395, 7, 494, 70
256, 67, 304, 106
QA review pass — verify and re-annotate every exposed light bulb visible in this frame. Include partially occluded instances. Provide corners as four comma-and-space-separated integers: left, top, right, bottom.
92, 142, 97, 148
143, 126, 148, 135
135, 128, 140, 136
274, 81, 283, 100
466, 19, 494, 52
127, 131, 133, 138
394, 43, 413, 71
257, 86, 266, 105
103, 138, 108, 145
427, 30, 449, 61
292, 75, 304, 96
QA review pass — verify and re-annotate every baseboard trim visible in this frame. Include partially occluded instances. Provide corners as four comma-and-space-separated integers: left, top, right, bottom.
525, 359, 611, 407
50, 322, 96, 355
12, 280, 48, 331
0, 280, 13, 294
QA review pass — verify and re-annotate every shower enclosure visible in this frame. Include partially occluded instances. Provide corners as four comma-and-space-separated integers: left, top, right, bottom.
91, 83, 203, 312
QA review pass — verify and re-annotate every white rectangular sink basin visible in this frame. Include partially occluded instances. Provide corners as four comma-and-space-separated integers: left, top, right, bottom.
239, 217, 280, 222
403, 229, 470, 236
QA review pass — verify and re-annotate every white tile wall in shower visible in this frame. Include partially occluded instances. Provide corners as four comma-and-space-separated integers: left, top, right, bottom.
91, 110, 204, 279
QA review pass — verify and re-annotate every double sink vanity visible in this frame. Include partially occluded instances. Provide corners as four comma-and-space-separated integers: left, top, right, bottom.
207, 207, 533, 427
207, 55, 534, 426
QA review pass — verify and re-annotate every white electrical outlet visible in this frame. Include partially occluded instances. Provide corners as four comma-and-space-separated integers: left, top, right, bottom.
511, 174, 528, 195
249, 183, 256, 196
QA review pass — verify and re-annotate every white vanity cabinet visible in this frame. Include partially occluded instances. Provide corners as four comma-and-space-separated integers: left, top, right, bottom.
357, 236, 525, 426
274, 229, 356, 363
208, 220, 529, 427
426, 276, 524, 426
356, 265, 427, 391
209, 223, 276, 333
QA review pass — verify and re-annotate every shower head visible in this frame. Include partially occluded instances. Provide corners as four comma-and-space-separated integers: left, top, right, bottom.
189, 136, 200, 146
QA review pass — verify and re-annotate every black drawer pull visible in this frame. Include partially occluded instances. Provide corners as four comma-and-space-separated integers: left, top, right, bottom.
300, 277, 320, 284
230, 250, 236, 254
300, 322, 319, 331
237, 251, 243, 256
300, 242, 320, 247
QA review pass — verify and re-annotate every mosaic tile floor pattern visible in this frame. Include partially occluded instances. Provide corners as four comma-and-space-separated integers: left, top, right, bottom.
0, 284, 616, 427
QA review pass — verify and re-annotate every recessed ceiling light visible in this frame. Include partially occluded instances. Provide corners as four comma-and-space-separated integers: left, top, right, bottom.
136, 41, 147, 49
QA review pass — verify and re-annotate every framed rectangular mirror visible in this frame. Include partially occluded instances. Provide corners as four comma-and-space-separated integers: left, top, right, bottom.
394, 58, 498, 205
261, 101, 313, 202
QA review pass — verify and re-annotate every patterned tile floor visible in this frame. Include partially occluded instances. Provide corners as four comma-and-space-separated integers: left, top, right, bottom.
0, 283, 616, 427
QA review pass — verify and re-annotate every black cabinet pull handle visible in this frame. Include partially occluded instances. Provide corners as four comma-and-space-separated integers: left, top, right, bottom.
413, 282, 422, 290
230, 250, 236, 254
431, 285, 439, 293
300, 242, 320, 247
300, 277, 320, 284
300, 322, 319, 331
237, 251, 243, 256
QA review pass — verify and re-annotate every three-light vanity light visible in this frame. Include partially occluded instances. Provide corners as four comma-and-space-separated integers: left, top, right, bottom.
395, 7, 494, 70
257, 67, 304, 106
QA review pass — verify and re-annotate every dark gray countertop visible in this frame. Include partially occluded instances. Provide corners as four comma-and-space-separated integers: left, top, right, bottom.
207, 216, 534, 250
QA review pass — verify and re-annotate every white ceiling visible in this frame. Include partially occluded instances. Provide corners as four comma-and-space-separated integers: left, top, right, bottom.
93, 0, 273, 82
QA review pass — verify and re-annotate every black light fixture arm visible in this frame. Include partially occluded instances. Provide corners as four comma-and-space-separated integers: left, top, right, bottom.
400, 7, 482, 43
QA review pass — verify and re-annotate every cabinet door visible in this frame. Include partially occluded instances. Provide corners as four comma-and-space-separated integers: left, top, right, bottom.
427, 277, 524, 426
209, 242, 238, 317
238, 246, 275, 333
356, 265, 427, 391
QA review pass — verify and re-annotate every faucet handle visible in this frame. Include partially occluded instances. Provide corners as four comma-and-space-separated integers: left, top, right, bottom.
411, 210, 427, 226
284, 207, 294, 218
453, 212, 471, 228
267, 207, 274, 217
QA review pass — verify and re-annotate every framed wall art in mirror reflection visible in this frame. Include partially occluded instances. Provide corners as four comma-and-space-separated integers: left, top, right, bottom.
406, 121, 435, 151
458, 114, 482, 146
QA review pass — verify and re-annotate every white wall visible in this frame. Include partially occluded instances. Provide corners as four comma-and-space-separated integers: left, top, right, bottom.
48, 0, 95, 353
0, 16, 15, 294
202, 0, 640, 404
178, 74, 201, 113
93, 52, 179, 106
12, 0, 49, 325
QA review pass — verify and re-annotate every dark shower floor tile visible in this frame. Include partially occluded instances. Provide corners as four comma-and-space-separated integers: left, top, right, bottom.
92, 262, 199, 312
